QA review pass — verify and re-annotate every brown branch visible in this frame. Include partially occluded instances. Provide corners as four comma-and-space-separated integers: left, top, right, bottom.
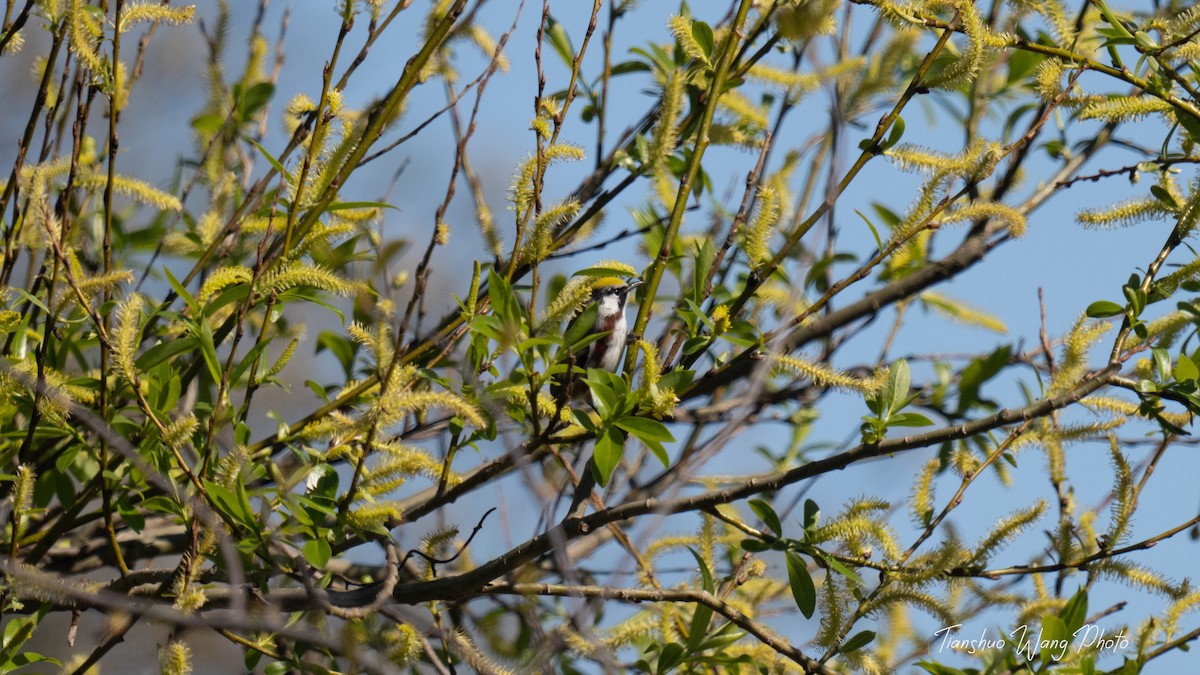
484, 582, 835, 674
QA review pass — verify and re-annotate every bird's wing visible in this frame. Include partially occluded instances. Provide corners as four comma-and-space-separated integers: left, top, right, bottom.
551, 302, 599, 399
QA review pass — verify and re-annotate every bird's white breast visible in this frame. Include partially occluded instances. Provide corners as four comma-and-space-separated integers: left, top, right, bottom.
593, 294, 626, 372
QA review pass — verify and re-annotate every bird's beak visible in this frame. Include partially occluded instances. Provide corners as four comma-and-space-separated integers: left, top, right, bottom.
626, 279, 644, 289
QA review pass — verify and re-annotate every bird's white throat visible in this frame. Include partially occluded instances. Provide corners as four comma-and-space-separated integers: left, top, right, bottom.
594, 293, 626, 372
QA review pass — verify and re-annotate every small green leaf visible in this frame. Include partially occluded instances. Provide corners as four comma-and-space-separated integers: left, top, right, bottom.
204, 480, 254, 529
1177, 109, 1200, 143
1085, 300, 1124, 318
740, 538, 770, 552
164, 266, 198, 314
191, 113, 225, 134
691, 20, 714, 62
592, 427, 625, 486
687, 547, 715, 592
1040, 616, 1068, 667
615, 416, 674, 444
303, 538, 332, 569
326, 200, 398, 212
889, 412, 935, 427
135, 336, 199, 371
1150, 185, 1179, 210
855, 209, 884, 253
487, 269, 521, 326
683, 549, 717, 649
1133, 31, 1159, 50
820, 553, 866, 587
572, 265, 639, 279
545, 17, 575, 67
194, 320, 223, 384
1152, 347, 1172, 380
1176, 353, 1199, 382
803, 498, 820, 532
249, 139, 289, 179
656, 643, 685, 674
785, 550, 816, 619
1059, 588, 1089, 635
238, 81, 275, 118
882, 359, 911, 415
883, 115, 905, 150
748, 498, 783, 536
841, 630, 876, 653
916, 661, 970, 675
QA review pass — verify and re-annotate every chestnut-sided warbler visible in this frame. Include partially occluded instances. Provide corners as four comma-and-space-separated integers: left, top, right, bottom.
553, 276, 643, 401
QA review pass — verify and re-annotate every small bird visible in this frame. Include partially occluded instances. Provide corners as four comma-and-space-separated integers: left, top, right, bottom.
553, 276, 643, 401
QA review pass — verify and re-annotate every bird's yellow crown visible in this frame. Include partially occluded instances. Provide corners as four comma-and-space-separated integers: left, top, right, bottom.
590, 276, 628, 289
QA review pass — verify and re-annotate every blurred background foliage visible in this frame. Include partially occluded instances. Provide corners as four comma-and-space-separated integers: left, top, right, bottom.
1, 0, 1200, 673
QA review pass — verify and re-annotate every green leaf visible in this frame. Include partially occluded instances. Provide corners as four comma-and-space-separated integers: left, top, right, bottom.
325, 200, 398, 212
855, 209, 884, 253
487, 268, 521, 328
803, 498, 820, 532
229, 338, 273, 385
1059, 587, 1089, 636
883, 115, 905, 150
691, 21, 714, 62
140, 495, 185, 518
135, 336, 199, 371
889, 412, 935, 427
656, 642, 685, 674
916, 662, 970, 675
592, 427, 625, 487
691, 239, 715, 303
585, 374, 619, 419
1150, 185, 1179, 210
1176, 353, 1199, 382
1133, 31, 1159, 50
303, 538, 332, 569
1152, 347, 1172, 381
820, 552, 866, 588
249, 139, 289, 180
748, 498, 782, 536
316, 331, 357, 378
615, 416, 674, 444
1040, 615, 1068, 667
687, 547, 715, 592
740, 538, 770, 552
192, 113, 224, 134
698, 624, 747, 652
1085, 300, 1124, 318
785, 550, 816, 619
683, 336, 711, 355
164, 266, 198, 314
685, 549, 715, 651
1177, 109, 1200, 144
561, 303, 600, 349
841, 630, 875, 653
194, 320, 223, 384
882, 359, 911, 416
570, 408, 597, 433
1123, 283, 1147, 318
572, 265, 638, 279
545, 17, 575, 67
204, 480, 254, 529
1006, 49, 1044, 84
616, 417, 671, 467
238, 81, 275, 118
